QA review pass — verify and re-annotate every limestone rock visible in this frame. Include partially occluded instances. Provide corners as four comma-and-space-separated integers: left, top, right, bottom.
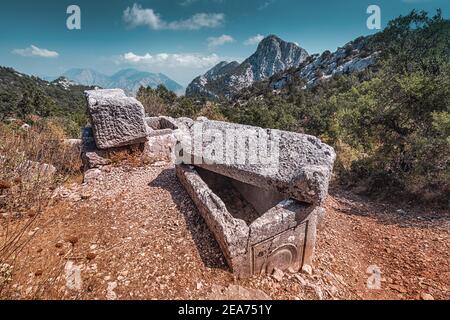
420, 293, 434, 300
17, 160, 56, 182
272, 268, 284, 282
301, 264, 313, 275
84, 169, 102, 184
63, 139, 82, 148
85, 89, 148, 149
143, 134, 177, 162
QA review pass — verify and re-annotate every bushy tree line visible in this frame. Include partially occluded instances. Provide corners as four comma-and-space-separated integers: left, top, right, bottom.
137, 84, 226, 120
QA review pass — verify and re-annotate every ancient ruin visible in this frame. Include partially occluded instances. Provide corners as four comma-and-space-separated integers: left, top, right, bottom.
82, 89, 336, 278
174, 119, 335, 277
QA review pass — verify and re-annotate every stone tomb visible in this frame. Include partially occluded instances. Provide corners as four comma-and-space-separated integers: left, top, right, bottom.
175, 120, 335, 277
81, 89, 180, 174
176, 164, 324, 278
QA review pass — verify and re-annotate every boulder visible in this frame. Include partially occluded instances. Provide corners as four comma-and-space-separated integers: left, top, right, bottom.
0, 155, 56, 183
84, 169, 102, 184
85, 89, 148, 149
176, 119, 336, 205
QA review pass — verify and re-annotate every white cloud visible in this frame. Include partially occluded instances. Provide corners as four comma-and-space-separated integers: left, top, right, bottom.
123, 3, 225, 30
207, 35, 235, 48
120, 52, 222, 69
258, 0, 275, 10
12, 45, 59, 58
179, 0, 198, 6
244, 34, 265, 46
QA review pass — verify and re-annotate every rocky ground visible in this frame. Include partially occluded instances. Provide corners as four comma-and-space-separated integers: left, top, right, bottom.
0, 162, 448, 300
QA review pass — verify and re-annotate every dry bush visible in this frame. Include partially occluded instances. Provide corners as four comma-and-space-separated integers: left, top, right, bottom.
0, 120, 82, 293
108, 143, 148, 167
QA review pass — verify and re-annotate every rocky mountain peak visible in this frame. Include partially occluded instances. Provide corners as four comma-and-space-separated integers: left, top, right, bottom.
256, 34, 299, 52
186, 34, 380, 100
246, 35, 309, 81
186, 35, 309, 99
205, 61, 240, 79
257, 34, 283, 48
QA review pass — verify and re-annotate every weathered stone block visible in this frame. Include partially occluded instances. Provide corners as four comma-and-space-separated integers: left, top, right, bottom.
85, 89, 148, 149
143, 134, 177, 162
143, 116, 181, 162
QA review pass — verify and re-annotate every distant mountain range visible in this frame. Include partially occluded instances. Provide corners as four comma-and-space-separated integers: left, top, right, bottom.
186, 34, 379, 100
47, 68, 184, 96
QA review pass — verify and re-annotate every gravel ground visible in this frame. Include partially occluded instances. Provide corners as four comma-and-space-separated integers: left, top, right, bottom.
1, 163, 448, 300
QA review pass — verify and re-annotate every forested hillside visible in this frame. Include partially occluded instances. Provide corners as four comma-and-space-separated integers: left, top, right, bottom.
0, 67, 94, 136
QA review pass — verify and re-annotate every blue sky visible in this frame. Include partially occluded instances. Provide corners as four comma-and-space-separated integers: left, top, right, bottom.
0, 0, 449, 85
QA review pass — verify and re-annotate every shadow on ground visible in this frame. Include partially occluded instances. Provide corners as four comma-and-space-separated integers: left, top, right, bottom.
328, 185, 449, 230
149, 168, 230, 273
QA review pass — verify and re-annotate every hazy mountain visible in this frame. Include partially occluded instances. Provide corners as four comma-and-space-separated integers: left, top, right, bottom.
186, 35, 309, 100
62, 69, 110, 88
108, 69, 184, 96
57, 68, 183, 96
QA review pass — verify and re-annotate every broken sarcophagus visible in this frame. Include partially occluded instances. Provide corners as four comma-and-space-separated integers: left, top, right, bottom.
175, 119, 336, 278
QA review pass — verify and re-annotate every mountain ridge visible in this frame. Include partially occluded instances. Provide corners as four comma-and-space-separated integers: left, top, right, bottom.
186, 35, 309, 100
186, 34, 379, 100
50, 68, 184, 96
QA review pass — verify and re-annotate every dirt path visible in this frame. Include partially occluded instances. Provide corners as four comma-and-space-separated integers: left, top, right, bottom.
1, 164, 448, 300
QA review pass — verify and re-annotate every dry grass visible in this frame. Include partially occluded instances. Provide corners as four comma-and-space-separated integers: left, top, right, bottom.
0, 120, 82, 294
108, 143, 152, 167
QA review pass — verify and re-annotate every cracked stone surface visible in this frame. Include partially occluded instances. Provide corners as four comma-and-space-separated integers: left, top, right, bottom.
85, 89, 149, 149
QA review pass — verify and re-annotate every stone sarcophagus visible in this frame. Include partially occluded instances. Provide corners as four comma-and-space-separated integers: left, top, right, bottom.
175, 119, 335, 278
